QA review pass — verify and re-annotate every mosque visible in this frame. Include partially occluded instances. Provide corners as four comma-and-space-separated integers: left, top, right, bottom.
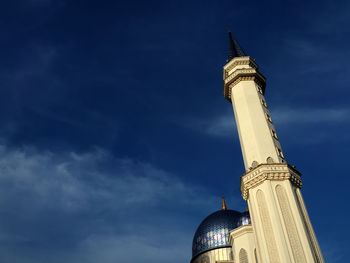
190, 32, 325, 263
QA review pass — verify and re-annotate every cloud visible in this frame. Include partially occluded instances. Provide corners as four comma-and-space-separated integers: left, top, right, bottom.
320, 239, 347, 263
181, 107, 348, 146
183, 107, 350, 138
271, 107, 350, 124
282, 38, 344, 74
183, 112, 237, 138
271, 107, 350, 144
300, 1, 350, 36
0, 141, 341, 262
76, 233, 190, 263
7, 45, 58, 81
0, 143, 229, 263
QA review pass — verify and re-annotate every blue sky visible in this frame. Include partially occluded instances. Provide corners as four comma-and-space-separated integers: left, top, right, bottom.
0, 0, 349, 262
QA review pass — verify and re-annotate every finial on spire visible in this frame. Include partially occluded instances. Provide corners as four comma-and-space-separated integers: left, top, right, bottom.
227, 29, 246, 62
221, 195, 227, 210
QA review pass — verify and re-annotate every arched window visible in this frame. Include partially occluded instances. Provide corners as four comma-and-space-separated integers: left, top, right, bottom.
239, 248, 248, 263
266, 157, 274, 164
251, 161, 259, 168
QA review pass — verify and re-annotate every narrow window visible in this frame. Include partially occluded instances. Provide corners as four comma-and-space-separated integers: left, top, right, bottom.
256, 85, 263, 94
277, 147, 285, 159
271, 129, 278, 139
261, 98, 267, 107
265, 112, 272, 122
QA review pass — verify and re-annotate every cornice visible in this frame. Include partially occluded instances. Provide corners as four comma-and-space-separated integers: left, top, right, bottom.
240, 163, 302, 200
223, 56, 266, 102
223, 72, 266, 102
223, 56, 258, 72
229, 225, 254, 241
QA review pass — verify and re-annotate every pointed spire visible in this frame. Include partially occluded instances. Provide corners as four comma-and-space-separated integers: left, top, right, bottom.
227, 29, 245, 62
221, 195, 227, 210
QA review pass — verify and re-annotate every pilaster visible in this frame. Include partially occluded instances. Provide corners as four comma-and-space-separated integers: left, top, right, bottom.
240, 163, 324, 263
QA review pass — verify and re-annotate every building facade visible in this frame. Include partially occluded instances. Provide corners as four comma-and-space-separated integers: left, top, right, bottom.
190, 32, 324, 263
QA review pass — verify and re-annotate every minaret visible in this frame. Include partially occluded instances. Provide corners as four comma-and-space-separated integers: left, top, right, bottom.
223, 32, 324, 263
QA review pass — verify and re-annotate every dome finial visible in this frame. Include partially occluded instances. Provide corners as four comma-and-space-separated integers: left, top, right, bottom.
221, 195, 227, 210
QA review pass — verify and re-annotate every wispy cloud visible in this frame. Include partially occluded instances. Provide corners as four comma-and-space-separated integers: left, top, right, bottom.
320, 239, 347, 263
271, 107, 350, 124
183, 112, 237, 137
8, 45, 58, 81
76, 233, 190, 263
184, 107, 350, 137
300, 1, 350, 36
282, 38, 345, 74
270, 107, 350, 145
0, 144, 230, 263
182, 107, 348, 146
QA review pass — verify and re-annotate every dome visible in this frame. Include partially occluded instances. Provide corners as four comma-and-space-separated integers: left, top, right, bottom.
236, 210, 251, 227
192, 209, 241, 259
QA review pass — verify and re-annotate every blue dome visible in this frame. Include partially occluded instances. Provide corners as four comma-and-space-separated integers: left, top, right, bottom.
192, 210, 241, 259
236, 211, 251, 227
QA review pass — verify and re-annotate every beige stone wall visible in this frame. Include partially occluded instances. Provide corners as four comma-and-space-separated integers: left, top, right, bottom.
294, 188, 325, 263
230, 225, 257, 263
224, 57, 325, 263
223, 56, 284, 171
241, 165, 324, 263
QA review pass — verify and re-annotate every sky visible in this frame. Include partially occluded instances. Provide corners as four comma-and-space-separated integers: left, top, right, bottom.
0, 0, 349, 262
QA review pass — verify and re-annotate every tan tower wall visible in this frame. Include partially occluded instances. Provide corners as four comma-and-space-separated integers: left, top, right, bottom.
229, 225, 257, 263
224, 56, 325, 263
224, 57, 284, 171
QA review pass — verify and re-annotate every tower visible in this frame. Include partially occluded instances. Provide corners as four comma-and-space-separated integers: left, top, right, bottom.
190, 31, 325, 263
223, 31, 324, 263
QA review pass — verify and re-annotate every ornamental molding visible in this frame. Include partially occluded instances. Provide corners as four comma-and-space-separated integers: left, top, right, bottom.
229, 225, 253, 241
223, 57, 266, 102
224, 56, 258, 73
224, 68, 258, 85
223, 73, 266, 102
240, 163, 302, 200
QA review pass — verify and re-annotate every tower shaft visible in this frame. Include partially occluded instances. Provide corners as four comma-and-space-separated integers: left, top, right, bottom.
224, 52, 324, 263
223, 56, 284, 171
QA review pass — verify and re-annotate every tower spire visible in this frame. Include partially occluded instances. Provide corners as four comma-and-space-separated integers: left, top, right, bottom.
221, 195, 227, 210
227, 29, 245, 62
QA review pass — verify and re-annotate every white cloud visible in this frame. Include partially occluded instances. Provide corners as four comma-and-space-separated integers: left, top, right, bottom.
0, 144, 232, 263
184, 107, 350, 139
0, 146, 193, 211
271, 107, 350, 124
182, 107, 348, 146
184, 112, 237, 138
